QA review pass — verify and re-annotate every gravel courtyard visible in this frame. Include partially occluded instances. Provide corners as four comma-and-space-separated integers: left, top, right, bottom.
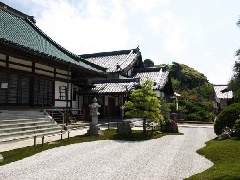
0, 126, 216, 180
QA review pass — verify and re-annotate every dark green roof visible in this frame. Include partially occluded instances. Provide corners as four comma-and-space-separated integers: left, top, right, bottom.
0, 7, 104, 73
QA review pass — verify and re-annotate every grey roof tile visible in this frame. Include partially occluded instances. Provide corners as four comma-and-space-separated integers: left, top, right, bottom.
79, 78, 139, 95
132, 67, 169, 90
213, 85, 233, 99
80, 48, 140, 73
0, 6, 104, 73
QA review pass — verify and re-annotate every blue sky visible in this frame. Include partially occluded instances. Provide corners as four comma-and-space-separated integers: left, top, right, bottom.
3, 0, 240, 84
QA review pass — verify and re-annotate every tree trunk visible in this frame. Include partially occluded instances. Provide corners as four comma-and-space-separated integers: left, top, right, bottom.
143, 118, 147, 134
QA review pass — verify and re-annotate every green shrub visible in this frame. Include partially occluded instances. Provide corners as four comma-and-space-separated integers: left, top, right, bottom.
234, 118, 240, 129
214, 103, 240, 135
207, 112, 216, 122
188, 113, 202, 121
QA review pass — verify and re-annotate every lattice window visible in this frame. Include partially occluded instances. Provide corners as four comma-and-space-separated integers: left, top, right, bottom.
59, 86, 67, 100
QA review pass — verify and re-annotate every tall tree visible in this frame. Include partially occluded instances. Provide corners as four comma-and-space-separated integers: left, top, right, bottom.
228, 19, 240, 101
123, 79, 163, 133
143, 59, 154, 67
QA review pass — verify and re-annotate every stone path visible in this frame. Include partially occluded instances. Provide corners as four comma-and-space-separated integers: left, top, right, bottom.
0, 126, 216, 180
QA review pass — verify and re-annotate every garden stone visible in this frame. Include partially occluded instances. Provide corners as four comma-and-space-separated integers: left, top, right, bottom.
165, 119, 178, 133
218, 132, 231, 140
117, 121, 132, 135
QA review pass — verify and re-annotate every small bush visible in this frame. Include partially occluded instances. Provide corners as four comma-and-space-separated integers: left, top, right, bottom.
233, 119, 240, 137
214, 103, 240, 135
188, 113, 202, 121
207, 112, 216, 122
234, 119, 240, 129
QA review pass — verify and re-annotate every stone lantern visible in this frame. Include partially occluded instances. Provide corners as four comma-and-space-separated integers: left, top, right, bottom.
87, 97, 103, 136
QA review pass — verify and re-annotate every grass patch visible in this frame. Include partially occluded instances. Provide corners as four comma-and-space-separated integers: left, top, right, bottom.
186, 138, 240, 180
0, 129, 182, 166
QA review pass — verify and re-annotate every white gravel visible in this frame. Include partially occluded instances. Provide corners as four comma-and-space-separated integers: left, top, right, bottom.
0, 126, 216, 180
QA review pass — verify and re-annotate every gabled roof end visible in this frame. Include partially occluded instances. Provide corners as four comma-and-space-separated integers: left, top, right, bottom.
0, 2, 36, 23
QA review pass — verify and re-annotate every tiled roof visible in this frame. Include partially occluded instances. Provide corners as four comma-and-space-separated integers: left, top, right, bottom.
131, 67, 169, 90
0, 5, 104, 73
213, 85, 233, 99
79, 78, 139, 95
80, 48, 141, 73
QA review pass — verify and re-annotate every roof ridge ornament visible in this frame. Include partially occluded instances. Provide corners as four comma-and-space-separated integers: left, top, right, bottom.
0, 2, 36, 23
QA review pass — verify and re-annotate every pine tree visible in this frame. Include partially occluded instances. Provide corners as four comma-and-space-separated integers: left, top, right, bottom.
123, 79, 163, 133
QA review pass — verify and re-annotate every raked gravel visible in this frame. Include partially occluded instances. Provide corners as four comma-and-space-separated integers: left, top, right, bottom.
0, 126, 216, 180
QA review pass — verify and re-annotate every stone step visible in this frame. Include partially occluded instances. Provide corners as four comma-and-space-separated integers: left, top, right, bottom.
0, 109, 65, 144
0, 118, 51, 125
0, 123, 60, 134
0, 120, 56, 129
0, 126, 62, 140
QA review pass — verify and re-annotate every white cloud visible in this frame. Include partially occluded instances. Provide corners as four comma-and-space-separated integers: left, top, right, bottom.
27, 0, 140, 54
207, 62, 233, 84
147, 11, 188, 54
6, 0, 237, 85
128, 0, 169, 13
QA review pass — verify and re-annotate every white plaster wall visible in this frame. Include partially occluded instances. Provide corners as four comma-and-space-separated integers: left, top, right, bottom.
9, 56, 32, 66
72, 87, 78, 109
35, 63, 54, 71
0, 54, 6, 60
0, 61, 6, 67
156, 91, 165, 98
212, 101, 218, 109
9, 64, 32, 72
215, 97, 220, 103
55, 100, 70, 107
119, 74, 128, 79
127, 68, 132, 76
55, 69, 71, 80
35, 69, 54, 77
72, 101, 78, 109
220, 99, 228, 109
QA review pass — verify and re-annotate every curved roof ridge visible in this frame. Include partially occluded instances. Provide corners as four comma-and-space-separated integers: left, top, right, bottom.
0, 6, 105, 73
0, 2, 35, 23
25, 19, 106, 72
118, 49, 133, 66
80, 47, 140, 58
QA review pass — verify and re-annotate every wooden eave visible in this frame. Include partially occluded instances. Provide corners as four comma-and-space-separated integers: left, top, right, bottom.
0, 40, 105, 77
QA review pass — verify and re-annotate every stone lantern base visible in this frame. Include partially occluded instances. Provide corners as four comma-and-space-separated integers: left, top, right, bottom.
87, 124, 104, 136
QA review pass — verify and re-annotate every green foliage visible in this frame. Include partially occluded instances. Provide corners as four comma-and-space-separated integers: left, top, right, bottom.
156, 61, 213, 122
234, 119, 240, 129
177, 99, 213, 121
160, 99, 171, 120
188, 113, 202, 121
187, 139, 240, 180
228, 61, 240, 97
170, 62, 209, 90
214, 103, 240, 135
208, 112, 216, 122
228, 22, 240, 99
171, 78, 181, 92
123, 79, 163, 133
168, 102, 176, 113
143, 59, 154, 67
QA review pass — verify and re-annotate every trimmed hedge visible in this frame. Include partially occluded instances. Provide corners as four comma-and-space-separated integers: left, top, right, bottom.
214, 103, 240, 135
